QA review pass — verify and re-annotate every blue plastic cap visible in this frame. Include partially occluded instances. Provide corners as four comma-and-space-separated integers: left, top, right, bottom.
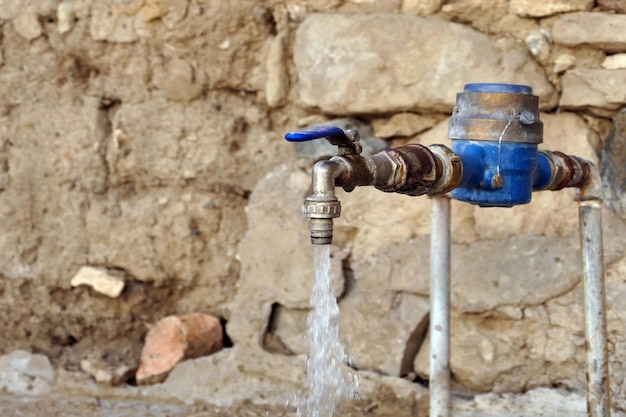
285, 126, 346, 142
464, 83, 532, 95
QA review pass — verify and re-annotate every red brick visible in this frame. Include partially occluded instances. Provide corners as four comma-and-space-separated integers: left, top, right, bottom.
136, 313, 223, 385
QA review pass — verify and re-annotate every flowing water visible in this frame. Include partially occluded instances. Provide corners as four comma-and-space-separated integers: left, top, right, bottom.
298, 245, 357, 417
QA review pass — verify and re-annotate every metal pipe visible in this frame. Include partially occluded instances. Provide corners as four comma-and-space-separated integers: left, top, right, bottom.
535, 150, 591, 191
429, 196, 451, 417
578, 164, 611, 417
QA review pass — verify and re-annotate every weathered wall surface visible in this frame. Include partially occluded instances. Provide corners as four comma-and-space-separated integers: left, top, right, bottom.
2, 0, 626, 412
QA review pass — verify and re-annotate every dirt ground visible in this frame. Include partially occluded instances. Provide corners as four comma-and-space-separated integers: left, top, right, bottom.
0, 384, 417, 417
0, 387, 598, 417
0, 395, 412, 417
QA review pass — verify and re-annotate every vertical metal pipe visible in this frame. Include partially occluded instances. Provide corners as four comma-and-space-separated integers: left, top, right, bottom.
579, 199, 611, 417
430, 196, 451, 417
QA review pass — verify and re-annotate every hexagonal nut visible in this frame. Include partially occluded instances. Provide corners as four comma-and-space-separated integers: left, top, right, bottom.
428, 144, 463, 196
302, 199, 341, 219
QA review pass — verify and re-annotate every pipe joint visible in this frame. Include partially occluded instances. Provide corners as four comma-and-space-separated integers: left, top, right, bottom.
427, 145, 463, 196
577, 160, 603, 202
375, 144, 439, 196
334, 154, 377, 192
537, 150, 593, 192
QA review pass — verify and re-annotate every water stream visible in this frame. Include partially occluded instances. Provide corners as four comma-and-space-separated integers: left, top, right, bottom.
299, 245, 357, 417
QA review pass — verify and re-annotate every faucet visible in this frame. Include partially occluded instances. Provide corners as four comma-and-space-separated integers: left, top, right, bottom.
285, 83, 610, 417
286, 126, 462, 244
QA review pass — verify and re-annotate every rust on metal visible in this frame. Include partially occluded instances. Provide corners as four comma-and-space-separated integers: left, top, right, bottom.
448, 91, 543, 144
379, 144, 439, 196
540, 150, 593, 191
427, 145, 463, 196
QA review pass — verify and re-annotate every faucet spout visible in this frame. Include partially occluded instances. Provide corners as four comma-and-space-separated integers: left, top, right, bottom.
303, 159, 344, 245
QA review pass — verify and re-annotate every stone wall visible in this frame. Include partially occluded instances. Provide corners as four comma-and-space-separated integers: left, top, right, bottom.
2, 0, 626, 412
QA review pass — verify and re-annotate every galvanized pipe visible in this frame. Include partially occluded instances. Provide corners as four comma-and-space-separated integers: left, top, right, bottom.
580, 200, 610, 417
429, 196, 451, 417
578, 165, 611, 417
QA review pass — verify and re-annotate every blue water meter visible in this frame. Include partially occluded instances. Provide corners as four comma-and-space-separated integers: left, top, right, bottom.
448, 83, 545, 207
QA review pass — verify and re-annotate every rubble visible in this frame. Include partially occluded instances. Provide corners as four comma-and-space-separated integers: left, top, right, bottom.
136, 314, 223, 385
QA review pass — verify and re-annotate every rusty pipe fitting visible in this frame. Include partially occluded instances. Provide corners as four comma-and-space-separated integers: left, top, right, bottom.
536, 150, 592, 192
372, 144, 461, 197
374, 144, 438, 196
428, 145, 463, 196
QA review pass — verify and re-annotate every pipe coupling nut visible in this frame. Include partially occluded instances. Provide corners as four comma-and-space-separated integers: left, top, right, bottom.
540, 150, 592, 191
428, 145, 463, 196
302, 198, 341, 219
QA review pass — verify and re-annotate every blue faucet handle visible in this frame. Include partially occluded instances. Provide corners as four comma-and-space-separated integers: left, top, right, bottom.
285, 126, 348, 142
285, 125, 362, 155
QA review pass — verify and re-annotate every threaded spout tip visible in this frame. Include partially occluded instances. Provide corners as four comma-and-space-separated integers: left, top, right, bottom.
309, 218, 333, 245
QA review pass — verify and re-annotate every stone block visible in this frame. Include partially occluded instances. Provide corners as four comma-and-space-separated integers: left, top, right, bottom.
340, 290, 429, 376
57, 2, 75, 33
415, 312, 584, 393
78, 336, 141, 387
401, 0, 442, 15
511, 0, 593, 17
143, 345, 307, 407
602, 109, 626, 219
80, 359, 135, 386
453, 388, 588, 416
554, 54, 575, 74
598, 0, 626, 13
603, 53, 626, 70
89, 1, 138, 43
71, 266, 126, 298
144, 344, 426, 411
269, 305, 309, 354
525, 30, 551, 61
0, 350, 54, 396
160, 0, 189, 29
0, 0, 21, 20
13, 12, 42, 40
294, 14, 556, 114
552, 12, 626, 52
160, 59, 203, 102
561, 69, 626, 114
265, 32, 289, 108
372, 113, 439, 138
